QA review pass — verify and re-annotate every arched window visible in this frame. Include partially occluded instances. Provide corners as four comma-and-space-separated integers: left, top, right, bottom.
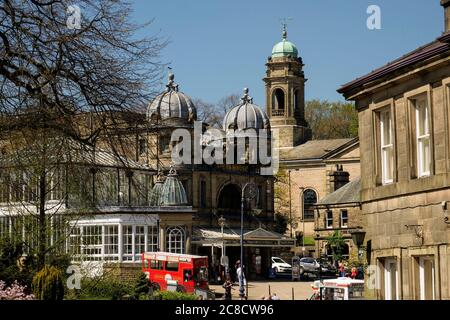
272, 89, 285, 116
294, 90, 299, 111
217, 184, 241, 212
302, 189, 317, 221
166, 226, 185, 254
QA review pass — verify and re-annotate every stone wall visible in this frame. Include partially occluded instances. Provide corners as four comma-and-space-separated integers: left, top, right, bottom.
356, 56, 450, 300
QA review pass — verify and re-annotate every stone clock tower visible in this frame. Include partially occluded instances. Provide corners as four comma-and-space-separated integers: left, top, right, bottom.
263, 27, 311, 148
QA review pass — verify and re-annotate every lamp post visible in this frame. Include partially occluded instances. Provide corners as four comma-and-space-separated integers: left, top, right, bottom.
351, 229, 366, 263
299, 187, 305, 254
240, 182, 258, 299
218, 215, 226, 276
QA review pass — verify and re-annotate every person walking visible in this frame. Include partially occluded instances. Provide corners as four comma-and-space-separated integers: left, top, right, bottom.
222, 275, 233, 300
236, 261, 246, 287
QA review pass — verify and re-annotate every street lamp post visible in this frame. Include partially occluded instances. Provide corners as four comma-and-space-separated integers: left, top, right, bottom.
218, 215, 226, 276
351, 229, 366, 263
240, 182, 257, 299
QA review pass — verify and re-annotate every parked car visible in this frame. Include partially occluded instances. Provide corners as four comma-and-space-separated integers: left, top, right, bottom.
271, 257, 292, 273
299, 257, 320, 277
318, 259, 337, 276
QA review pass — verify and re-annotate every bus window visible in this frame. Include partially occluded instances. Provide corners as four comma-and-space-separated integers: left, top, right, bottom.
166, 261, 179, 272
184, 270, 193, 282
150, 260, 164, 270
194, 267, 208, 282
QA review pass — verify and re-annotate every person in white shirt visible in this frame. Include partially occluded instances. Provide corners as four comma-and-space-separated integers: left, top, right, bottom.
236, 261, 246, 288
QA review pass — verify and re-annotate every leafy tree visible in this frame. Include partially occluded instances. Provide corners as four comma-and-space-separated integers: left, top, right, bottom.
305, 100, 358, 140
273, 169, 298, 236
0, 0, 165, 269
273, 213, 288, 235
326, 230, 347, 263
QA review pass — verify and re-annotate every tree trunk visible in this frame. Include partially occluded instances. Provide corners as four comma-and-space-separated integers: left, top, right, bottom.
38, 172, 47, 269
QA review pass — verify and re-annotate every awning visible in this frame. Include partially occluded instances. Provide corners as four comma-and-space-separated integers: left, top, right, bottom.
192, 227, 295, 247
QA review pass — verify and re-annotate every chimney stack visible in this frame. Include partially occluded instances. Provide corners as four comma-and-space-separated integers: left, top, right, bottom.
327, 164, 350, 193
441, 0, 450, 32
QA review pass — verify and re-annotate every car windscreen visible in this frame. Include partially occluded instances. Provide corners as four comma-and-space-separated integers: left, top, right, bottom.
272, 258, 285, 263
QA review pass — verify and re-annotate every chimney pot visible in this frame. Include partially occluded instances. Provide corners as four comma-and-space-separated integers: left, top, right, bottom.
441, 0, 450, 32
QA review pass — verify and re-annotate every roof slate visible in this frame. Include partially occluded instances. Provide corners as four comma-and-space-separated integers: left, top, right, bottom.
280, 138, 355, 161
316, 177, 361, 206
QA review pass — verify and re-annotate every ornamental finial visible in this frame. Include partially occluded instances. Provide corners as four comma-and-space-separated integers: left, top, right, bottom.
166, 72, 179, 92
241, 88, 253, 104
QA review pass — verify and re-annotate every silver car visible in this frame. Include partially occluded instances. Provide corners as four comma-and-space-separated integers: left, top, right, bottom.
299, 257, 320, 275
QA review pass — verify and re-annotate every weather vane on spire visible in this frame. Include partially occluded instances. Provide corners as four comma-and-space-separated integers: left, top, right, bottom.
279, 17, 293, 39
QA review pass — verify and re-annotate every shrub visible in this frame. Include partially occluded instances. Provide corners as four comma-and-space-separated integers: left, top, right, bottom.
32, 265, 64, 300
0, 280, 34, 300
79, 275, 134, 300
152, 290, 197, 300
134, 272, 151, 297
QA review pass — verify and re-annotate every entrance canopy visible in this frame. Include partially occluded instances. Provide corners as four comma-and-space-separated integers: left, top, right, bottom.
192, 227, 295, 247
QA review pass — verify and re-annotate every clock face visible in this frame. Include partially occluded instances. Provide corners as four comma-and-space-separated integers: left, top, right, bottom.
244, 183, 258, 200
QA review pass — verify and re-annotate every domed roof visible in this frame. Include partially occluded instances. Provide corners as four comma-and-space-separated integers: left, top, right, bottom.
149, 173, 164, 206
147, 74, 197, 123
160, 167, 188, 206
223, 88, 270, 131
271, 28, 298, 58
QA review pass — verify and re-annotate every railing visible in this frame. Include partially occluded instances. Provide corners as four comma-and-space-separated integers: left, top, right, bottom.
271, 110, 285, 117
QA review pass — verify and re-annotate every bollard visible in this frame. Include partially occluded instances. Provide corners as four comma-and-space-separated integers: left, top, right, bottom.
269, 284, 271, 296
292, 287, 294, 300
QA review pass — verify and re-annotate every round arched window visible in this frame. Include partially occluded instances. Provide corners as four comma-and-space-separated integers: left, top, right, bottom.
272, 89, 285, 116
302, 189, 317, 221
166, 226, 185, 254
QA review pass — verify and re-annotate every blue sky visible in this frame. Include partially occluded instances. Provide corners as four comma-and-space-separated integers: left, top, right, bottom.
131, 0, 443, 105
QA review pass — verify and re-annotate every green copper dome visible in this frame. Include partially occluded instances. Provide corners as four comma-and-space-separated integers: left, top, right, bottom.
271, 29, 298, 58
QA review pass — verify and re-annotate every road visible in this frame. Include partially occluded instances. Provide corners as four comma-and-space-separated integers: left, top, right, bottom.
209, 277, 315, 300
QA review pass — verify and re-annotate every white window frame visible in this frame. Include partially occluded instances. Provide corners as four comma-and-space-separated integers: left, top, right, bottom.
415, 97, 431, 177
166, 226, 185, 254
419, 256, 435, 300
384, 258, 399, 300
326, 210, 333, 229
340, 210, 348, 228
380, 108, 394, 184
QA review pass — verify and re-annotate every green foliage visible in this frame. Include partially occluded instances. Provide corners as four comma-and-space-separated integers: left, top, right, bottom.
77, 274, 134, 300
0, 237, 36, 287
134, 272, 151, 296
32, 265, 65, 300
274, 214, 288, 235
273, 169, 297, 235
152, 290, 197, 300
305, 100, 358, 140
326, 230, 347, 262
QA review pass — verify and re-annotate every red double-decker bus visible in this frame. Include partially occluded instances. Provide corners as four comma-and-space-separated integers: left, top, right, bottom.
142, 252, 209, 293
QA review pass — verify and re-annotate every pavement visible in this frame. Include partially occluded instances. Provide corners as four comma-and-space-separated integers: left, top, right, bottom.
209, 276, 315, 300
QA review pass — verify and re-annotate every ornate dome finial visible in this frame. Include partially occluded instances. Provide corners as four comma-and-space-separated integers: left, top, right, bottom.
241, 88, 253, 104
282, 24, 287, 40
166, 73, 179, 92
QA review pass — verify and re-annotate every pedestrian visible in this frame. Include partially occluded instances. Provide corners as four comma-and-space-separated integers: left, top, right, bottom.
222, 275, 233, 300
351, 266, 357, 279
236, 261, 246, 287
271, 293, 280, 300
338, 261, 345, 277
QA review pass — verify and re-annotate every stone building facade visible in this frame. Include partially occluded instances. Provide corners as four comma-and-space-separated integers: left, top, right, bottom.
313, 175, 362, 262
266, 28, 361, 257
338, 0, 450, 300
